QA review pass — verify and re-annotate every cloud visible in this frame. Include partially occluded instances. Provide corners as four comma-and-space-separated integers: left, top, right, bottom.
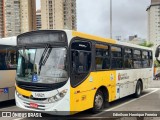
77, 0, 150, 40
36, 0, 150, 40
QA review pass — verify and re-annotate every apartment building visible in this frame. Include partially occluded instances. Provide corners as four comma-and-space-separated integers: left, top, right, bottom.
36, 10, 41, 30
0, 0, 36, 38
147, 0, 160, 49
0, 0, 4, 38
41, 0, 77, 30
4, 0, 21, 37
20, 0, 36, 33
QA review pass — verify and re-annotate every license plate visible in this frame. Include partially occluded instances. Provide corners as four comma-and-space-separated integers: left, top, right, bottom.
30, 103, 38, 108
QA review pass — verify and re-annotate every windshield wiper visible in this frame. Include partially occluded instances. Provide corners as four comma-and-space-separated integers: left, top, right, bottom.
38, 44, 52, 75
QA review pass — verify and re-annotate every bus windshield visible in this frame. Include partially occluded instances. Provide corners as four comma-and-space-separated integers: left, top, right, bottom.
16, 47, 68, 84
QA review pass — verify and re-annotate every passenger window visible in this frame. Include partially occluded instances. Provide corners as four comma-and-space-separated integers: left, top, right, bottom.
124, 48, 133, 68
111, 46, 123, 69
133, 50, 142, 68
95, 44, 110, 70
142, 51, 150, 68
149, 51, 153, 67
0, 46, 17, 70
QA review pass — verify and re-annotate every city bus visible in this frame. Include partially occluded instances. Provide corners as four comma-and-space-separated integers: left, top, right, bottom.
0, 37, 17, 102
15, 30, 153, 115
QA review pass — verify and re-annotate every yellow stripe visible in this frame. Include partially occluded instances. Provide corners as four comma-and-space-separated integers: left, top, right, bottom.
16, 85, 32, 97
72, 31, 116, 44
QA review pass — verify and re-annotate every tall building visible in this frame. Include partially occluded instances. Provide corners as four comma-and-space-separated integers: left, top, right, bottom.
4, 0, 21, 37
0, 0, 4, 38
20, 0, 36, 33
147, 0, 160, 49
36, 9, 41, 30
0, 0, 36, 38
41, 0, 77, 30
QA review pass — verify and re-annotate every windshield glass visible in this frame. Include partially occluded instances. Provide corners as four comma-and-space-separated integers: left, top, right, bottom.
17, 47, 68, 84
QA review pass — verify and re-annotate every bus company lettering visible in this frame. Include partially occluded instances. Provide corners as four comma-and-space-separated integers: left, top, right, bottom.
118, 73, 129, 80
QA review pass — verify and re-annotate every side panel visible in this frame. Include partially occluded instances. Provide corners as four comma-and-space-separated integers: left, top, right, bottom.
70, 68, 152, 112
116, 68, 152, 99
0, 70, 16, 101
70, 71, 117, 112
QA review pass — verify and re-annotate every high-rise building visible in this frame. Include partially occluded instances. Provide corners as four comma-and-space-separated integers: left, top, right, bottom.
0, 0, 4, 38
41, 0, 77, 30
36, 9, 41, 30
0, 0, 36, 38
147, 0, 160, 49
4, 0, 21, 37
20, 0, 36, 33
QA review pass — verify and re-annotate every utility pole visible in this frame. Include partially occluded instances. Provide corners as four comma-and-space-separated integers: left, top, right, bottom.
110, 0, 112, 39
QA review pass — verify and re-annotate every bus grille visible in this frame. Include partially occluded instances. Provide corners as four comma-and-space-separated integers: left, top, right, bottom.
22, 95, 47, 101
18, 84, 52, 92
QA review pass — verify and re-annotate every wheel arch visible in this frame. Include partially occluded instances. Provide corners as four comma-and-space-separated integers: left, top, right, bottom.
97, 86, 109, 102
137, 78, 143, 90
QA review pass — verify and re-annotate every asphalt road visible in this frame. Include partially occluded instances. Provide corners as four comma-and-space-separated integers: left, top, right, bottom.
1, 80, 160, 120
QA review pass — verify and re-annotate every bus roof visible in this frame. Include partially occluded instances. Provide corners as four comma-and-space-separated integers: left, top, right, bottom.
70, 30, 152, 51
17, 30, 152, 51
0, 36, 17, 46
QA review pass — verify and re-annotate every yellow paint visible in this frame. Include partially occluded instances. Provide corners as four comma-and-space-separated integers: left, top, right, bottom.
72, 31, 116, 44
16, 85, 32, 97
70, 71, 117, 112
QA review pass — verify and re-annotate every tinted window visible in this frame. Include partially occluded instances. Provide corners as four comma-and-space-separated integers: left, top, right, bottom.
111, 46, 123, 69
133, 50, 142, 68
142, 51, 150, 68
95, 44, 110, 70
0, 46, 17, 70
70, 41, 92, 87
124, 48, 133, 68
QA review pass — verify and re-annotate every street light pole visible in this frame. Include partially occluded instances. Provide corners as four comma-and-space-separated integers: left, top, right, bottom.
110, 0, 112, 39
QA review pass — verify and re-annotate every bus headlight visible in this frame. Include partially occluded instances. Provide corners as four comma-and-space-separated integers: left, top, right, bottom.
48, 89, 67, 103
16, 91, 22, 98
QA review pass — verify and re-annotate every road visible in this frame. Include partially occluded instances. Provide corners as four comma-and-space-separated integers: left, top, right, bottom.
0, 80, 160, 120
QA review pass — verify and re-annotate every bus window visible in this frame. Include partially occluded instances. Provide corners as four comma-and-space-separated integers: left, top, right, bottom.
0, 46, 17, 70
124, 48, 133, 68
133, 50, 142, 68
95, 44, 110, 70
149, 51, 153, 67
111, 46, 123, 69
71, 41, 92, 87
142, 51, 150, 68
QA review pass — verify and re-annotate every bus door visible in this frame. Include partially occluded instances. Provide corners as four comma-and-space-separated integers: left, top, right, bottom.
70, 40, 92, 111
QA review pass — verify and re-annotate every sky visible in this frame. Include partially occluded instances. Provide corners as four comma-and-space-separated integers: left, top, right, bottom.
36, 0, 151, 40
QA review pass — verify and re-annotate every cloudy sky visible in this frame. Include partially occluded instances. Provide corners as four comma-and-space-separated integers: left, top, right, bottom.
36, 0, 151, 40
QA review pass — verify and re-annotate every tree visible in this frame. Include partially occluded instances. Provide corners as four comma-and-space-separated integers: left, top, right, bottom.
139, 41, 154, 47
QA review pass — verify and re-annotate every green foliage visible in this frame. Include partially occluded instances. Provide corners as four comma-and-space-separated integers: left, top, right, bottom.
154, 60, 160, 67
139, 41, 154, 47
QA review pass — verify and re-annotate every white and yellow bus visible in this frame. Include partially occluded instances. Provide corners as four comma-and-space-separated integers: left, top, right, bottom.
15, 30, 153, 115
0, 37, 17, 102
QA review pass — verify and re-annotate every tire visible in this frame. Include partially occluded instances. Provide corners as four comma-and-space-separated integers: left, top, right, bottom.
92, 90, 104, 113
134, 81, 142, 98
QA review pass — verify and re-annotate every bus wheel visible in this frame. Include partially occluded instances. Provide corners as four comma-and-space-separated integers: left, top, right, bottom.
92, 90, 104, 113
134, 81, 142, 98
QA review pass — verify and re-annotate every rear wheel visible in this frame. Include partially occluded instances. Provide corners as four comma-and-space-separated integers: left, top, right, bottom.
92, 90, 104, 113
134, 81, 142, 98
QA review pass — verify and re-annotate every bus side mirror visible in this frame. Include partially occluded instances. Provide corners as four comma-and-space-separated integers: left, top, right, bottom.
155, 45, 160, 58
155, 45, 160, 64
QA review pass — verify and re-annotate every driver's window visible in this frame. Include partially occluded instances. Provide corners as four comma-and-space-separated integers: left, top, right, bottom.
71, 40, 92, 87
72, 50, 91, 73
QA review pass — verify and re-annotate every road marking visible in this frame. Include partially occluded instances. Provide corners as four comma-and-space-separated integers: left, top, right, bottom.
93, 88, 159, 117
13, 118, 24, 120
